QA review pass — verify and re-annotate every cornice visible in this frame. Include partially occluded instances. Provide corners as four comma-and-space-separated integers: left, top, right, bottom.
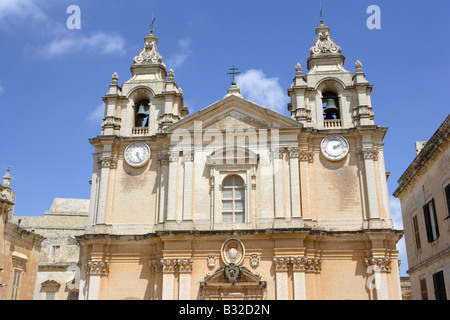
393, 115, 450, 197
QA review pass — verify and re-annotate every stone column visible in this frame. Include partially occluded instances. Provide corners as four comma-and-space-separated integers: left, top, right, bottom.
158, 155, 169, 223
178, 259, 193, 300
96, 156, 117, 224
365, 257, 392, 300
182, 152, 194, 221
359, 148, 382, 228
272, 148, 285, 219
299, 149, 314, 220
166, 151, 179, 222
161, 258, 176, 300
273, 257, 289, 300
288, 147, 301, 218
292, 256, 307, 300
86, 260, 110, 300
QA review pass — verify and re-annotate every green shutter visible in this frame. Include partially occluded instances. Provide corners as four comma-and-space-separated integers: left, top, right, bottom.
430, 199, 439, 239
433, 271, 447, 300
423, 203, 433, 242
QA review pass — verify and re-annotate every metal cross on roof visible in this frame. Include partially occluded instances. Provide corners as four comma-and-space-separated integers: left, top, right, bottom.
227, 65, 240, 85
318, 0, 326, 23
150, 15, 157, 33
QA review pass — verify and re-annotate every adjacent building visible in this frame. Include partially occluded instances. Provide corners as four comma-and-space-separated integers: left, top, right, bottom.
13, 198, 89, 300
75, 21, 403, 300
0, 168, 44, 300
394, 115, 450, 300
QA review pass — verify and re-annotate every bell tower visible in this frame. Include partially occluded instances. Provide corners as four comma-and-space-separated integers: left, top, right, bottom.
100, 31, 189, 138
87, 30, 189, 232
288, 21, 374, 129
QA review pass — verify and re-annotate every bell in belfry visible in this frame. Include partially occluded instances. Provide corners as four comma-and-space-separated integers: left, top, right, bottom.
323, 98, 339, 119
136, 103, 148, 118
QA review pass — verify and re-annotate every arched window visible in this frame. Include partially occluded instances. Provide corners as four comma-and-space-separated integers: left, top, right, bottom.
135, 99, 149, 127
322, 91, 340, 120
222, 175, 245, 223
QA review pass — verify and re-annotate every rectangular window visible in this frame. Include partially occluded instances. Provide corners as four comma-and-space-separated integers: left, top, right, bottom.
51, 245, 60, 258
412, 215, 422, 251
433, 271, 447, 300
10, 269, 21, 300
420, 277, 428, 300
423, 199, 439, 242
45, 291, 56, 300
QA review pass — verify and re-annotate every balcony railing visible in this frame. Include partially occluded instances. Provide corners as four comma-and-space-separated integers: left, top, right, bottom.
132, 127, 149, 135
323, 119, 342, 128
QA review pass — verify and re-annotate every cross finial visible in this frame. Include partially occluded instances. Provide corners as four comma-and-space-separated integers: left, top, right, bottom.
150, 14, 157, 34
227, 65, 240, 85
318, 0, 326, 23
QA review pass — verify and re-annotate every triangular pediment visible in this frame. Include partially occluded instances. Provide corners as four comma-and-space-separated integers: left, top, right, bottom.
167, 95, 302, 132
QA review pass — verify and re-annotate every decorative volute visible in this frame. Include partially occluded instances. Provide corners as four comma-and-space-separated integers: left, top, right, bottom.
130, 31, 167, 80
307, 21, 346, 73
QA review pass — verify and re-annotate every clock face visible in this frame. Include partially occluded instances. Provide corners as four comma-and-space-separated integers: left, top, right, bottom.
124, 142, 151, 167
321, 135, 349, 161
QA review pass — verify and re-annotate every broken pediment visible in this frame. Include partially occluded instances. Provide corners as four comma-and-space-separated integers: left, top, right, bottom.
199, 264, 266, 300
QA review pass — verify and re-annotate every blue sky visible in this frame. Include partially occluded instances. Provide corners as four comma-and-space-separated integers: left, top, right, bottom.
0, 0, 449, 277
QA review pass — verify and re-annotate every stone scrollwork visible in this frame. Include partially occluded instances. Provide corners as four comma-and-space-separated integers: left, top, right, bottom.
207, 254, 216, 268
310, 23, 342, 56
365, 257, 392, 272
133, 34, 163, 65
358, 148, 379, 161
101, 116, 121, 130
299, 150, 315, 163
160, 258, 194, 273
273, 256, 322, 273
97, 156, 118, 169
86, 260, 111, 276
250, 253, 260, 268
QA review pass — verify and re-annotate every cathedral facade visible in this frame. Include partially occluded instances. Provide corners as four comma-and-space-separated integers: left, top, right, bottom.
77, 22, 403, 300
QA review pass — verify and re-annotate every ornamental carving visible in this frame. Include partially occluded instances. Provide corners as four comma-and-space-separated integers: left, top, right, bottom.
271, 147, 285, 159
310, 24, 342, 56
221, 239, 245, 266
358, 148, 379, 161
101, 116, 121, 130
98, 156, 118, 169
273, 256, 322, 272
299, 150, 314, 163
133, 34, 163, 65
364, 257, 392, 272
250, 253, 260, 268
352, 105, 374, 120
207, 254, 216, 268
159, 258, 193, 273
86, 260, 110, 276
288, 147, 300, 158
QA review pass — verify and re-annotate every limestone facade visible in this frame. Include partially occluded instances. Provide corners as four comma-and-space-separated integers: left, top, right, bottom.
77, 22, 403, 300
0, 169, 44, 300
13, 198, 89, 300
394, 115, 450, 300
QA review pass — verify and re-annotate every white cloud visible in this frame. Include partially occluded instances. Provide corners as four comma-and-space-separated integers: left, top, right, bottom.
389, 196, 404, 230
236, 69, 289, 113
166, 38, 192, 69
37, 32, 126, 58
0, 0, 46, 24
389, 196, 408, 273
86, 104, 104, 124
